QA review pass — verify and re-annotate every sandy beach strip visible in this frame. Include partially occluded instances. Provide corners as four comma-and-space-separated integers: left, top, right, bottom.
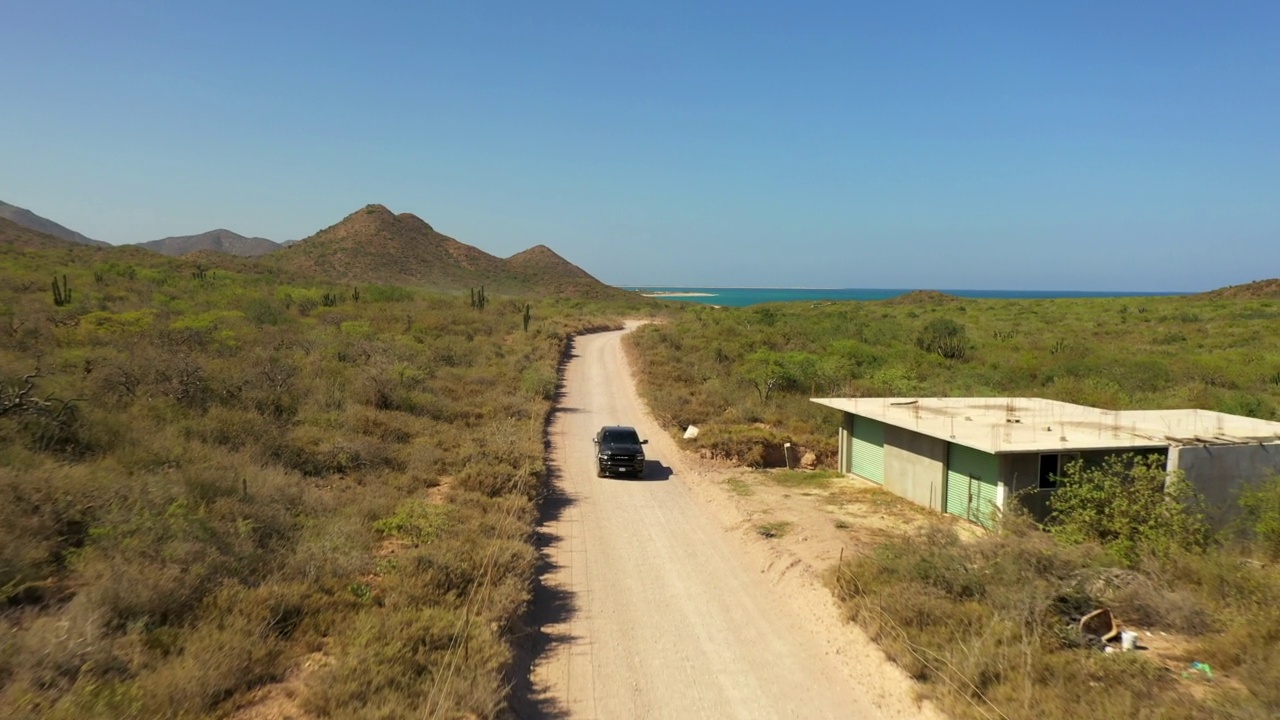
640, 291, 717, 298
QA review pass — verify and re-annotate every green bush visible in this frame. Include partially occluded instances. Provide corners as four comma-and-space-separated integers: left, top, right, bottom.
243, 298, 285, 326
374, 500, 452, 544
1240, 475, 1280, 558
915, 317, 968, 360
1048, 454, 1211, 565
363, 284, 416, 303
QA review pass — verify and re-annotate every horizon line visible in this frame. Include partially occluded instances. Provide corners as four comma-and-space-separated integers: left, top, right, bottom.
616, 285, 1196, 294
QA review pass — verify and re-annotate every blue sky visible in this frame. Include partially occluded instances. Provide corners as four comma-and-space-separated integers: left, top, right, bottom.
2, 1, 1277, 291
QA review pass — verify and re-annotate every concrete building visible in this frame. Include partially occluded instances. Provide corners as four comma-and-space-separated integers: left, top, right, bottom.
811, 397, 1280, 527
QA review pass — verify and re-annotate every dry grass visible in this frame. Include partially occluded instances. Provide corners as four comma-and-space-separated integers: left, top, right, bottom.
0, 238, 636, 718
755, 521, 794, 539
832, 519, 1280, 719
766, 468, 842, 490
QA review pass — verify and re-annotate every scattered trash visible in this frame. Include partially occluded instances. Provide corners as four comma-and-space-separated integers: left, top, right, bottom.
1079, 608, 1120, 644
683, 425, 699, 440
1182, 662, 1214, 680
1120, 630, 1139, 651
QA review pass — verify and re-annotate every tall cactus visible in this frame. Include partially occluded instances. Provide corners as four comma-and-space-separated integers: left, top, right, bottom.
523, 303, 531, 332
51, 274, 71, 307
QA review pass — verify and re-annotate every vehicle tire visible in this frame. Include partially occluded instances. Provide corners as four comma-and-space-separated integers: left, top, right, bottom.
596, 464, 605, 478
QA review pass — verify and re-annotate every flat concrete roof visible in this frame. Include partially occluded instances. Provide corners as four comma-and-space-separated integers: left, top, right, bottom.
811, 397, 1280, 455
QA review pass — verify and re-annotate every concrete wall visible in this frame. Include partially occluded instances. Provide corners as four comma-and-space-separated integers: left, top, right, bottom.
1003, 454, 1053, 521
1171, 443, 1280, 523
884, 425, 947, 512
838, 414, 854, 474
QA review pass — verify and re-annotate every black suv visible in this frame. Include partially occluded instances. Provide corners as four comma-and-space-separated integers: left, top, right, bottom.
593, 426, 648, 478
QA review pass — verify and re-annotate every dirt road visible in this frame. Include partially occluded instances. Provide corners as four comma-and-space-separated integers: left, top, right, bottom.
522, 327, 938, 719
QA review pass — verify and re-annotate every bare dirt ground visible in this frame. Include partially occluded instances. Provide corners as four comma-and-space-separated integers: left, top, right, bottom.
516, 326, 942, 719
229, 651, 331, 720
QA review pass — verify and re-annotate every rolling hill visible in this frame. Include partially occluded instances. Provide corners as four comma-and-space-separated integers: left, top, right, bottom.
280, 204, 626, 298
136, 229, 281, 257
0, 216, 83, 250
1199, 279, 1280, 300
506, 244, 595, 280
0, 200, 109, 247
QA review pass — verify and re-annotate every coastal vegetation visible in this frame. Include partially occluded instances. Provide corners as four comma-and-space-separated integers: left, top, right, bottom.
0, 226, 634, 718
628, 291, 1280, 718
627, 293, 1280, 464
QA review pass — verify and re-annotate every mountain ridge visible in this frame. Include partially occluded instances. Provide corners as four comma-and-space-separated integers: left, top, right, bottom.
2, 200, 626, 299
0, 200, 109, 247
136, 229, 281, 257
280, 204, 623, 298
0, 216, 85, 250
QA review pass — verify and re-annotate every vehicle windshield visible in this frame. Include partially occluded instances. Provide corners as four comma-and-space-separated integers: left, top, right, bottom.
602, 429, 640, 444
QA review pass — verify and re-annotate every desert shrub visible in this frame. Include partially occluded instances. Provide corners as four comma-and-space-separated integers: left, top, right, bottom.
739, 350, 820, 401
454, 462, 539, 498
0, 371, 91, 456
833, 526, 1247, 719
1048, 454, 1212, 565
243, 297, 285, 326
520, 365, 557, 400
363, 284, 416, 303
374, 500, 452, 544
1218, 392, 1276, 420
133, 586, 287, 717
1094, 563, 1215, 634
0, 233, 632, 717
1240, 475, 1280, 558
359, 371, 422, 414
10, 596, 126, 697
915, 317, 967, 360
346, 405, 414, 444
0, 465, 100, 606
270, 429, 404, 477
305, 606, 508, 719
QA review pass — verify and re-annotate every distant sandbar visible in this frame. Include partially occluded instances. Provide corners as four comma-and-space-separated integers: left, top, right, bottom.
641, 291, 718, 298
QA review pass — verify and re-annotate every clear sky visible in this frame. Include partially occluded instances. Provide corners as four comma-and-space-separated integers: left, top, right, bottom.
2, 2, 1278, 291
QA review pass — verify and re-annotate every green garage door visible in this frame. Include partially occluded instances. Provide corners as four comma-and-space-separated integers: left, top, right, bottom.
946, 443, 1000, 527
850, 417, 885, 484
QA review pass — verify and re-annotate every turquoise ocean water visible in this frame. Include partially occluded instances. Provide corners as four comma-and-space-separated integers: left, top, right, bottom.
622, 287, 1187, 307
